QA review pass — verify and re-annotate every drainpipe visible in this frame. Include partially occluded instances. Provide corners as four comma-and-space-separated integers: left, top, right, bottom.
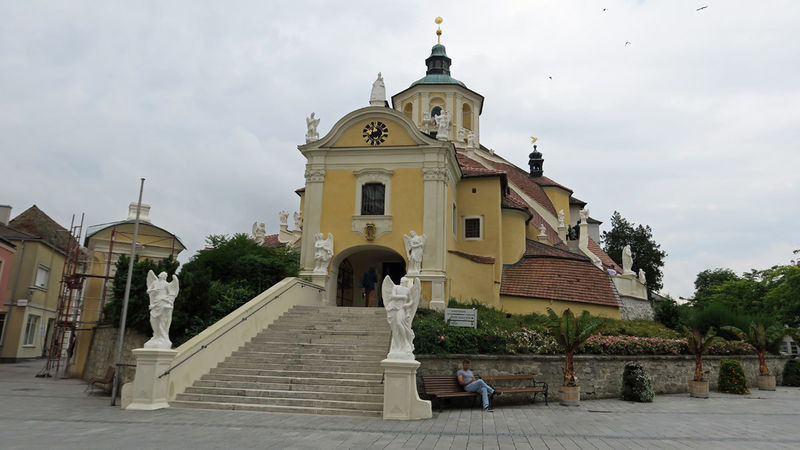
1, 241, 25, 347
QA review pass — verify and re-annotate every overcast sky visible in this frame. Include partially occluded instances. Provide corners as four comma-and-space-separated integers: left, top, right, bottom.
2, 1, 799, 299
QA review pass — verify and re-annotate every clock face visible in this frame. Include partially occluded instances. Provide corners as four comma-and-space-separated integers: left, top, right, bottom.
362, 121, 389, 146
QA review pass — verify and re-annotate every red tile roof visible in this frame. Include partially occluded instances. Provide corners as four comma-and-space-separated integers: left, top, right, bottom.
524, 239, 587, 260
8, 205, 74, 253
588, 237, 622, 273
532, 175, 573, 193
262, 234, 282, 248
480, 159, 559, 218
295, 187, 305, 196
448, 250, 495, 265
501, 256, 621, 307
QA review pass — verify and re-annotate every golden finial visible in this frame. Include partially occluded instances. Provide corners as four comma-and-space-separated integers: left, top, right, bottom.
435, 16, 443, 44
530, 136, 538, 145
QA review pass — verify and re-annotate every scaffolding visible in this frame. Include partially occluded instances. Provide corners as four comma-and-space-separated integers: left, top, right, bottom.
37, 214, 85, 378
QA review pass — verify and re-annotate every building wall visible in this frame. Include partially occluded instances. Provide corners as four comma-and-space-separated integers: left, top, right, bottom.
500, 294, 622, 319
542, 186, 571, 225
82, 325, 147, 387
0, 241, 15, 306
418, 354, 790, 400
500, 210, 527, 265
0, 241, 62, 361
454, 177, 503, 281
446, 253, 498, 308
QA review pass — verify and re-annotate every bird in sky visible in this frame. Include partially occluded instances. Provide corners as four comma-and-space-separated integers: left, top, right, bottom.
625, 41, 632, 46
548, 76, 553, 80
697, 6, 708, 11
603, 8, 608, 12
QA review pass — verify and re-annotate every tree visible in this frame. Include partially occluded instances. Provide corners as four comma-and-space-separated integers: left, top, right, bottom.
104, 254, 180, 337
692, 268, 739, 307
545, 308, 606, 387
601, 211, 667, 293
170, 233, 300, 344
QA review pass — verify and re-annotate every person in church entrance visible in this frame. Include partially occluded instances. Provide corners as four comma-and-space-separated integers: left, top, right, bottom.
361, 267, 378, 307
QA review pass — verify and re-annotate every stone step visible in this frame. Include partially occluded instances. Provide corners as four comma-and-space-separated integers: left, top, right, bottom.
170, 400, 382, 417
289, 306, 386, 313
225, 355, 382, 367
201, 373, 383, 388
209, 367, 382, 381
265, 324, 389, 332
230, 350, 382, 362
174, 392, 383, 411
194, 379, 385, 394
257, 329, 390, 338
184, 386, 383, 403
217, 361, 381, 372
245, 340, 388, 351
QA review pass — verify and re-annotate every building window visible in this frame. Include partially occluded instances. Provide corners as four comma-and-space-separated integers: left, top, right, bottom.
431, 105, 442, 117
34, 265, 50, 290
403, 103, 413, 120
23, 314, 40, 346
464, 216, 483, 240
361, 183, 386, 215
452, 204, 457, 237
462, 104, 472, 130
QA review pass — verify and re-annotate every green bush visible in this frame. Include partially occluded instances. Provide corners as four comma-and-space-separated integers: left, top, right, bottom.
621, 362, 654, 402
783, 359, 800, 386
717, 359, 749, 394
600, 319, 679, 338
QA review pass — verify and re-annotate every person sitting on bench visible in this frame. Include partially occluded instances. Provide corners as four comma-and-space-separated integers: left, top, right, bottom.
457, 359, 500, 412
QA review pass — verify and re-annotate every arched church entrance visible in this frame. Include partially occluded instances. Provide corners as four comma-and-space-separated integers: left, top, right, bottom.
333, 245, 406, 307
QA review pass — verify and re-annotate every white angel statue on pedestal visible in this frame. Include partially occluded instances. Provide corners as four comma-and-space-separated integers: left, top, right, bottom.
252, 221, 266, 245
403, 231, 426, 275
622, 245, 634, 275
313, 232, 334, 273
382, 276, 421, 360
144, 270, 179, 349
305, 112, 320, 143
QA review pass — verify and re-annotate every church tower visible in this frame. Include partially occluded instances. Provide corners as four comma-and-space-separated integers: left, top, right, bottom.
391, 18, 484, 148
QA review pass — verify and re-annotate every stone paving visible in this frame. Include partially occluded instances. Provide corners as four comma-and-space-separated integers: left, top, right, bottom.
1, 360, 799, 449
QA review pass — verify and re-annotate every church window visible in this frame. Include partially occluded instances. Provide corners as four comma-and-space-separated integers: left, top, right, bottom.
361, 183, 385, 215
462, 104, 472, 130
403, 103, 413, 120
464, 216, 482, 240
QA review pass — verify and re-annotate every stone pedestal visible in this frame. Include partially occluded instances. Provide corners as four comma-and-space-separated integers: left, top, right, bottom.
124, 348, 177, 411
381, 359, 432, 420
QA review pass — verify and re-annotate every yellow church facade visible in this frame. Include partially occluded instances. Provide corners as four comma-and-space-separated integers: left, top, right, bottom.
285, 38, 650, 320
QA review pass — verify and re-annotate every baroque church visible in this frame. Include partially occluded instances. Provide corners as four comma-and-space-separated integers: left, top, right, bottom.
268, 26, 651, 320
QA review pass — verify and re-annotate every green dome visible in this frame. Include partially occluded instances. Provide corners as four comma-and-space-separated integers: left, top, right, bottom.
409, 43, 467, 88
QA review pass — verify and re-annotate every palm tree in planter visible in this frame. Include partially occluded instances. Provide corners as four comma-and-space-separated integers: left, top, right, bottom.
545, 308, 606, 406
682, 327, 722, 398
722, 322, 793, 391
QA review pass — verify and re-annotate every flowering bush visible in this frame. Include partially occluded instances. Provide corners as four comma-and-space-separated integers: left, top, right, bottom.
581, 335, 686, 355
495, 328, 560, 355
621, 362, 655, 402
707, 340, 756, 356
717, 359, 749, 394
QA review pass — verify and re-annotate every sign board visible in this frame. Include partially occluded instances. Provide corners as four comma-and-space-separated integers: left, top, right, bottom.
15, 299, 28, 307
445, 308, 478, 328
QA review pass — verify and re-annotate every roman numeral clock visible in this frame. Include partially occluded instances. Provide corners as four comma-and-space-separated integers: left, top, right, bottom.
362, 121, 389, 145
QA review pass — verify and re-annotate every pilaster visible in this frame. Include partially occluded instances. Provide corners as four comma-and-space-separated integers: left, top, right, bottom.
300, 165, 326, 273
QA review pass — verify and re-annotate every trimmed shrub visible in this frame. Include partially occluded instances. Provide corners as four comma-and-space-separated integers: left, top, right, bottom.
621, 362, 654, 402
600, 319, 679, 339
717, 359, 749, 394
783, 359, 800, 386
582, 335, 685, 355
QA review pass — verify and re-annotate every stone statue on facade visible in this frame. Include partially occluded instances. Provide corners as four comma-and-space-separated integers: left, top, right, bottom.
638, 268, 646, 284
579, 208, 590, 224
279, 210, 289, 227
538, 223, 547, 237
558, 210, 566, 228
293, 211, 303, 230
622, 245, 634, 275
466, 131, 477, 148
252, 221, 266, 245
457, 127, 465, 142
382, 276, 421, 360
305, 112, 320, 143
403, 231, 426, 274
435, 109, 451, 140
369, 72, 386, 106
313, 232, 334, 273
144, 270, 179, 349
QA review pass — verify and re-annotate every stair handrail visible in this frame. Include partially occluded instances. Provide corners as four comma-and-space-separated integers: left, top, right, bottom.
157, 282, 324, 379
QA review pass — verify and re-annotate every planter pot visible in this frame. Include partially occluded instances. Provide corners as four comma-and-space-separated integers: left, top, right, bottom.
757, 375, 776, 391
688, 380, 709, 398
558, 385, 580, 406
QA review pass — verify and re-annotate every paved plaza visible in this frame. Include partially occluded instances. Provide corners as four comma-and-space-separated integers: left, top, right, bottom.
1, 360, 799, 449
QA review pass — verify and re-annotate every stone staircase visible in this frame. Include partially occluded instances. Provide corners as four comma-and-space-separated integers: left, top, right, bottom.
171, 305, 390, 417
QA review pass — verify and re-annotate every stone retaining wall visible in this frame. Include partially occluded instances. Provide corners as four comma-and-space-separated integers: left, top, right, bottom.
83, 325, 147, 387
418, 354, 789, 400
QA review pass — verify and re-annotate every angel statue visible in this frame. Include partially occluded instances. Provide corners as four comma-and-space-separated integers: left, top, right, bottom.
313, 232, 334, 273
638, 268, 646, 284
403, 231, 426, 274
279, 210, 289, 227
252, 221, 266, 245
305, 112, 320, 143
144, 270, 179, 349
369, 72, 386, 105
382, 276, 421, 360
579, 207, 590, 224
622, 245, 634, 275
435, 109, 451, 140
293, 211, 303, 230
558, 209, 566, 228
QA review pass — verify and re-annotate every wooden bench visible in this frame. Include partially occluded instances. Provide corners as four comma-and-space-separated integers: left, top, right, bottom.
86, 366, 115, 394
422, 375, 548, 411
